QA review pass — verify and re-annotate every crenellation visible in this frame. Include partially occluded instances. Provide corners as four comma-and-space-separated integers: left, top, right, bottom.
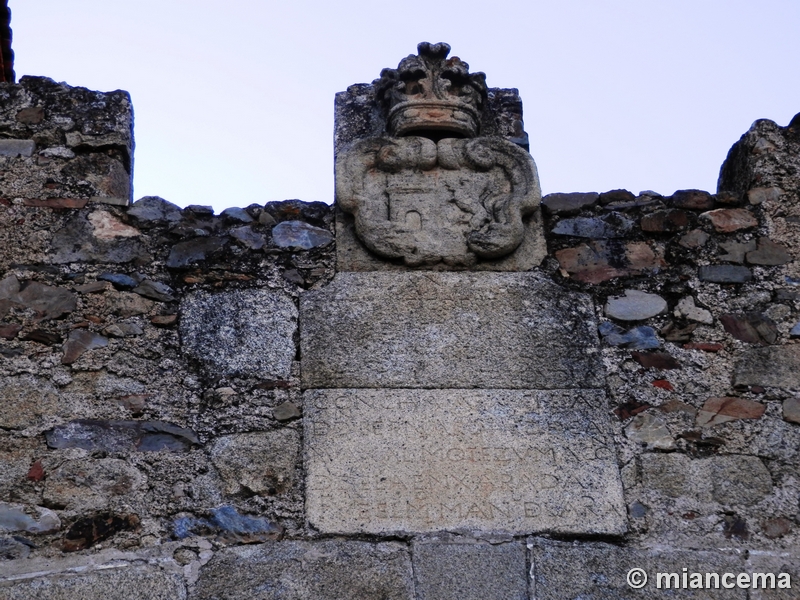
0, 36, 799, 599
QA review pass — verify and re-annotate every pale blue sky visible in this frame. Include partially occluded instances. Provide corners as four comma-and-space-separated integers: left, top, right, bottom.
12, 0, 800, 212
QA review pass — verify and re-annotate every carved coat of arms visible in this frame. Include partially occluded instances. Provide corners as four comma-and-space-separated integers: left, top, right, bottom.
336, 43, 543, 269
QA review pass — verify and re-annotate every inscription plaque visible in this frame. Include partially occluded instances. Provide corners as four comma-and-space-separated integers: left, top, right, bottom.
305, 389, 626, 535
301, 272, 604, 390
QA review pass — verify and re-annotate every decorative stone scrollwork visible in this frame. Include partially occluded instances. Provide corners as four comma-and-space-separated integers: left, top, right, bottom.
337, 135, 541, 267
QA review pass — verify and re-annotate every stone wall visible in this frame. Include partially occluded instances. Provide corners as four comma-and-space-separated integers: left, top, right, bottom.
0, 73, 799, 598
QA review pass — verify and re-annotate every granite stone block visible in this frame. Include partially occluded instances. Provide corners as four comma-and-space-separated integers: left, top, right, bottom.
301, 272, 603, 389
193, 541, 414, 600
0, 566, 186, 600
181, 288, 297, 380
305, 388, 626, 535
531, 541, 747, 599
413, 540, 527, 600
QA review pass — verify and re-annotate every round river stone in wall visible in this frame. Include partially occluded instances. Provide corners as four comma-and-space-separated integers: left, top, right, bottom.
605, 290, 667, 321
180, 288, 297, 380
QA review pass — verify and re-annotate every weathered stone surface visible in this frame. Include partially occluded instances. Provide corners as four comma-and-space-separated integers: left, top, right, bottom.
701, 208, 758, 232
209, 430, 299, 496
87, 210, 140, 240
166, 237, 226, 268
631, 351, 680, 370
194, 541, 414, 600
102, 322, 143, 337
127, 196, 182, 224
605, 290, 667, 321
180, 288, 297, 380
336, 206, 547, 272
747, 553, 799, 600
699, 265, 753, 283
716, 190, 742, 205
720, 240, 757, 263
106, 291, 154, 317
0, 536, 30, 560
674, 297, 713, 324
335, 139, 544, 268
640, 209, 690, 232
0, 323, 21, 339
413, 540, 527, 600
22, 329, 61, 345
599, 189, 636, 204
679, 228, 709, 248
336, 44, 543, 269
783, 397, 800, 424
305, 389, 625, 535
149, 314, 177, 327
641, 453, 693, 498
50, 215, 149, 264
761, 517, 792, 539
62, 513, 140, 552
746, 237, 792, 266
0, 503, 60, 534
61, 329, 108, 364
0, 566, 186, 599
0, 139, 35, 157
75, 281, 112, 294
747, 186, 783, 205
625, 412, 675, 450
220, 206, 253, 223
541, 191, 598, 215
46, 420, 199, 452
598, 322, 660, 350
16, 107, 45, 124
272, 401, 301, 422
0, 276, 77, 321
264, 199, 331, 224
0, 77, 133, 203
272, 220, 333, 250
43, 459, 145, 511
132, 280, 174, 302
301, 272, 603, 389
696, 397, 766, 427
230, 225, 266, 249
734, 346, 800, 389
531, 541, 747, 599
710, 455, 772, 506
552, 212, 634, 238
0, 376, 61, 429
98, 272, 138, 289
556, 241, 666, 284
720, 313, 778, 344
258, 211, 277, 226
173, 505, 283, 543
669, 189, 715, 210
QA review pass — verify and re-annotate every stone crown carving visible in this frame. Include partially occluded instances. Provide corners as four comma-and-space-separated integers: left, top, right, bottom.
374, 42, 487, 138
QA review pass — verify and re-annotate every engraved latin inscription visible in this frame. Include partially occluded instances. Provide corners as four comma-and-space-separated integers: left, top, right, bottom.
305, 389, 626, 535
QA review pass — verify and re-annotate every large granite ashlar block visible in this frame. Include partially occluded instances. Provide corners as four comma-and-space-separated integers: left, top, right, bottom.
194, 540, 414, 600
305, 388, 626, 535
301, 271, 604, 389
412, 540, 528, 600
0, 566, 186, 600
531, 541, 750, 599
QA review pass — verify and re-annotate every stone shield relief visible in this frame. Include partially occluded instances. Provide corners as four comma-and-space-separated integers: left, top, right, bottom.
336, 135, 543, 268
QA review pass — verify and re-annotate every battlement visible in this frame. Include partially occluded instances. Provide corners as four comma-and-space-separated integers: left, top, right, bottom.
1, 38, 799, 600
